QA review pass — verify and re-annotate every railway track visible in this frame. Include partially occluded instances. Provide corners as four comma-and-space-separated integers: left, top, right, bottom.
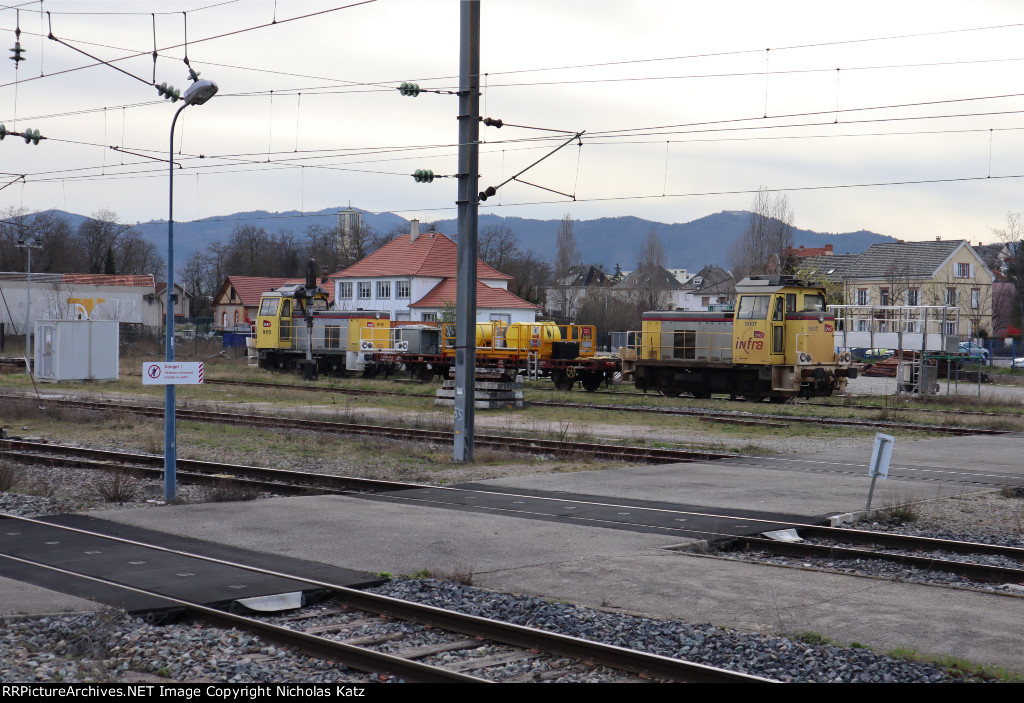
0, 393, 734, 464
0, 438, 397, 496
172, 377, 1012, 435
0, 513, 770, 683
530, 399, 1008, 435
722, 524, 1024, 588
11, 437, 1023, 551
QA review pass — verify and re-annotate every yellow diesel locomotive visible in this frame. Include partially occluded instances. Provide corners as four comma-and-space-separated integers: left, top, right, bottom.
634, 276, 856, 401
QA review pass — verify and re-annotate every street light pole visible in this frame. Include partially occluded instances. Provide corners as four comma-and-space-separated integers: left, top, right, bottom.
164, 79, 218, 502
17, 235, 42, 372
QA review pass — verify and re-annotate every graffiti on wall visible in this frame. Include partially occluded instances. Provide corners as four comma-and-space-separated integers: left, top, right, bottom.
43, 295, 141, 322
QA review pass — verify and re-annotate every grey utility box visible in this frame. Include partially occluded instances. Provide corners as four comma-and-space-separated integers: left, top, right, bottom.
33, 320, 120, 381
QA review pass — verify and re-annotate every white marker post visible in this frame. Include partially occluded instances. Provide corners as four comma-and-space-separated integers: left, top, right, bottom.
865, 432, 895, 511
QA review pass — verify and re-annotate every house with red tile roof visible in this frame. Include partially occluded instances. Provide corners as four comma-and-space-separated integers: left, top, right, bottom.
785, 244, 834, 259
329, 223, 539, 324
211, 276, 337, 330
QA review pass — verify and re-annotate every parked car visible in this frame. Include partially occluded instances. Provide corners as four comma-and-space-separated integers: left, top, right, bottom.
958, 342, 990, 362
860, 348, 894, 361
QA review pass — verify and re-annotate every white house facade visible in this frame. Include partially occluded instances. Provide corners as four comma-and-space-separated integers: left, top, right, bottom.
329, 226, 538, 324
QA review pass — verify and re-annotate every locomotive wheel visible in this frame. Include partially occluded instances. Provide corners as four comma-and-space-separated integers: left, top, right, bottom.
769, 396, 790, 404
691, 391, 712, 399
551, 370, 575, 391
580, 371, 603, 392
659, 389, 680, 398
415, 365, 434, 382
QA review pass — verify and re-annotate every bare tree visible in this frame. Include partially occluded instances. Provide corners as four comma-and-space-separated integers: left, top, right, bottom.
552, 214, 581, 316
633, 228, 669, 311
336, 219, 381, 267
304, 223, 344, 276
0, 208, 78, 273
730, 187, 795, 278
575, 287, 642, 339
502, 250, 550, 304
178, 250, 218, 318
368, 225, 404, 254
115, 229, 164, 276
222, 224, 271, 277
992, 212, 1024, 332
75, 210, 133, 274
478, 224, 520, 272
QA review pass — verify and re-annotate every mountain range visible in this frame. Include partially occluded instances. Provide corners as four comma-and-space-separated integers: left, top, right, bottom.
46, 207, 896, 273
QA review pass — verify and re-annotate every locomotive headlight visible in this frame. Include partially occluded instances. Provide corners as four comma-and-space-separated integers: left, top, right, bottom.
818, 313, 825, 324
799, 352, 812, 364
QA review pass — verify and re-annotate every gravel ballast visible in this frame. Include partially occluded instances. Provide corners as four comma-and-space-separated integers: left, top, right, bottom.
0, 487, 1015, 683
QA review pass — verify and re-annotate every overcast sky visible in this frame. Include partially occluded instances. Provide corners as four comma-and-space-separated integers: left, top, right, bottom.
1, 0, 1022, 244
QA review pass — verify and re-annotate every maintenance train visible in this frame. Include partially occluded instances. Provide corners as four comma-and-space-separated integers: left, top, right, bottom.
253, 283, 617, 387
253, 275, 855, 400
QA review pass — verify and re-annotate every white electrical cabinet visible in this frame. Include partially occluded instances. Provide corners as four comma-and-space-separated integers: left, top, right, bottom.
33, 320, 120, 381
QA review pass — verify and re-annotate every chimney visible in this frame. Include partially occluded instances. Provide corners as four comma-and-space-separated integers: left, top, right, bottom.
825, 244, 833, 254
410, 219, 420, 242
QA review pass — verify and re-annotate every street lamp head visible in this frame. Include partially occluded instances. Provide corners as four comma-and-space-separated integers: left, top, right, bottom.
182, 79, 218, 106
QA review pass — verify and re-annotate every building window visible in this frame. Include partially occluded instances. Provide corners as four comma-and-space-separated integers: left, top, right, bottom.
396, 280, 411, 299
376, 281, 391, 299
856, 289, 869, 305
946, 321, 957, 335
906, 288, 919, 306
971, 288, 980, 309
339, 282, 353, 299
422, 312, 437, 322
358, 282, 371, 299
945, 288, 957, 306
880, 289, 890, 306
956, 262, 971, 278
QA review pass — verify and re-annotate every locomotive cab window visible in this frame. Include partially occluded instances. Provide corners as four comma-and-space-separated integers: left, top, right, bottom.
772, 297, 785, 321
258, 298, 279, 316
280, 299, 292, 340
737, 295, 770, 319
786, 294, 797, 313
802, 294, 825, 312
